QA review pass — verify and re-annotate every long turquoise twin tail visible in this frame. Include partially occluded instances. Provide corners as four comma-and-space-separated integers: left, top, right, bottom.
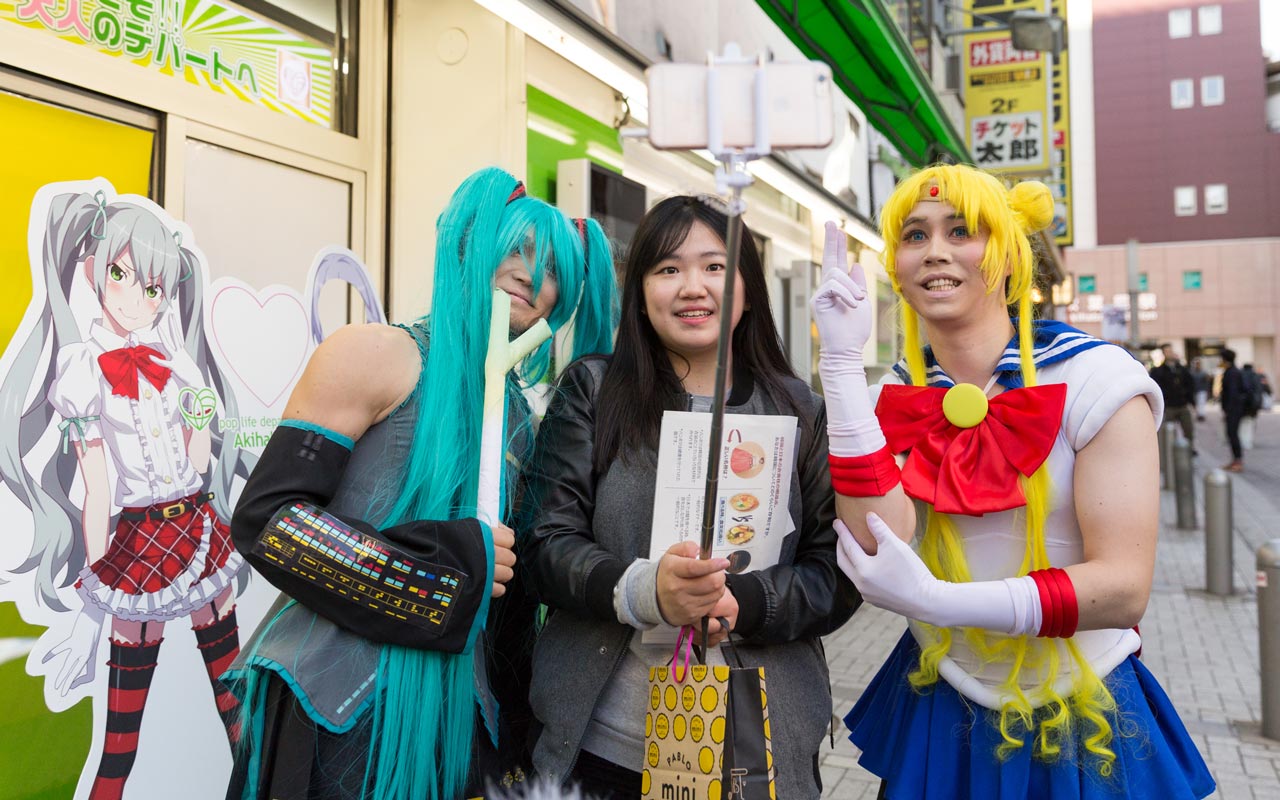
369, 645, 476, 800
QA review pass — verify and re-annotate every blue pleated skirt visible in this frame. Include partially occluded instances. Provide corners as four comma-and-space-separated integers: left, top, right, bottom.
844, 632, 1215, 800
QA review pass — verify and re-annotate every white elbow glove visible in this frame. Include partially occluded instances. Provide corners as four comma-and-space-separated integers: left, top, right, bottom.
836, 513, 1043, 636
811, 222, 884, 457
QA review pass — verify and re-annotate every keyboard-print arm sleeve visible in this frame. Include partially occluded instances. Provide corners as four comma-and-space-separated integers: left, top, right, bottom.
231, 421, 492, 654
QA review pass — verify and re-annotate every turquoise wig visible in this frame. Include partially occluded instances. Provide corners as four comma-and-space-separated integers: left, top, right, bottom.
363, 168, 614, 799
570, 216, 620, 361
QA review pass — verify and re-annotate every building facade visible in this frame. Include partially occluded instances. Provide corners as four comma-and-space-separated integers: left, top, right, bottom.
0, 2, 965, 797
1065, 0, 1280, 375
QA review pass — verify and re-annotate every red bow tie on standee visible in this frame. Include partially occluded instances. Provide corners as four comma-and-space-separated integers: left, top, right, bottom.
875, 382, 1067, 516
98, 345, 172, 400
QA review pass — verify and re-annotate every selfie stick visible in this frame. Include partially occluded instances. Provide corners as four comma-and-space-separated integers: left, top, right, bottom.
694, 44, 772, 662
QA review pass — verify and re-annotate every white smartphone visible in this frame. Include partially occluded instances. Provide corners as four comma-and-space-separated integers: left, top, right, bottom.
645, 59, 835, 151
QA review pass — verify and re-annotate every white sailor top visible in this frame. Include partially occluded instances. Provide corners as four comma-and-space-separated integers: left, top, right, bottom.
48, 320, 207, 509
872, 322, 1164, 710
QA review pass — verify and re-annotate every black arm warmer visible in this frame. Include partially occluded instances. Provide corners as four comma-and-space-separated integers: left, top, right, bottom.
230, 424, 491, 653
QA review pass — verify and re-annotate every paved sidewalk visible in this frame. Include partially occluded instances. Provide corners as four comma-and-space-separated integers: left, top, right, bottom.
819, 408, 1280, 799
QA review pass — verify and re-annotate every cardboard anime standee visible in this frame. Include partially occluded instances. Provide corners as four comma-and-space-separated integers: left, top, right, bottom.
0, 179, 382, 799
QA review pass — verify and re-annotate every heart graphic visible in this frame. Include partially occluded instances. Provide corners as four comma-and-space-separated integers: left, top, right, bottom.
178, 387, 218, 430
208, 283, 310, 408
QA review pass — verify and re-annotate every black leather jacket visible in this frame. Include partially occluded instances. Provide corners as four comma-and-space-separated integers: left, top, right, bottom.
522, 356, 861, 795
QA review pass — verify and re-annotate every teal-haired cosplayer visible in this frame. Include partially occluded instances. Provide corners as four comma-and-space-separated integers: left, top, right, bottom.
225, 167, 618, 800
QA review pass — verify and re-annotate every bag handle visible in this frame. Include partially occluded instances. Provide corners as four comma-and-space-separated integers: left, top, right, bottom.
715, 616, 747, 670
671, 625, 695, 682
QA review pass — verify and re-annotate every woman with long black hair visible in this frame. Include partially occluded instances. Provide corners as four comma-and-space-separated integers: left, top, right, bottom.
522, 195, 860, 799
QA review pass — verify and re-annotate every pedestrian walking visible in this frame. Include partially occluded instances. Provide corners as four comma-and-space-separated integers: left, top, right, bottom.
1221, 349, 1246, 471
1240, 363, 1266, 449
1151, 344, 1197, 452
1190, 357, 1211, 420
812, 163, 1213, 799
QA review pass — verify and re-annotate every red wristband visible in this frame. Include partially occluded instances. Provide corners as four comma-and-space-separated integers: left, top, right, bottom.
1029, 567, 1078, 638
1031, 568, 1057, 636
1052, 568, 1079, 637
828, 447, 901, 497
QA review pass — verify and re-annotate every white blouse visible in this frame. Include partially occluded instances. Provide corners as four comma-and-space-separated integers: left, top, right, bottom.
49, 321, 208, 509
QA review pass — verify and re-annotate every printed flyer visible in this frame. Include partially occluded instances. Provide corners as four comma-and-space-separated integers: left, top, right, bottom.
643, 410, 797, 644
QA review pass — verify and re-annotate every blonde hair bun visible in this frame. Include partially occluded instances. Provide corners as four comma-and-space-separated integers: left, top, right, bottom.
1007, 180, 1054, 234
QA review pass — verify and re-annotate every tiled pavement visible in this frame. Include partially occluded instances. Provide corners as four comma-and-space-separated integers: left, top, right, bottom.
818, 408, 1280, 799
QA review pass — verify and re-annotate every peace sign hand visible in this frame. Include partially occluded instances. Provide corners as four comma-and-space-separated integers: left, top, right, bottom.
811, 222, 871, 358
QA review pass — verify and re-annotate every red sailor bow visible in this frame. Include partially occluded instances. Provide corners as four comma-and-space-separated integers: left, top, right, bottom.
875, 382, 1067, 516
98, 345, 172, 400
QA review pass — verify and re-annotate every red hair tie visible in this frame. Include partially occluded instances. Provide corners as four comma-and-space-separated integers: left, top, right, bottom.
506, 182, 526, 204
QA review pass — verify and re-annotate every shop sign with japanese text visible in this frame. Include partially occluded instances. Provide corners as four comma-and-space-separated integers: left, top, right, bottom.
1048, 0, 1073, 246
962, 0, 1051, 173
1, 0, 334, 128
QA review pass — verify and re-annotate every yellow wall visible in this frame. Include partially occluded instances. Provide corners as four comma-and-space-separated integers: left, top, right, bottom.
0, 92, 153, 352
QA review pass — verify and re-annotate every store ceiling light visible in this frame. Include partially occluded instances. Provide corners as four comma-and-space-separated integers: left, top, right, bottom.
472, 0, 649, 122
749, 159, 884, 251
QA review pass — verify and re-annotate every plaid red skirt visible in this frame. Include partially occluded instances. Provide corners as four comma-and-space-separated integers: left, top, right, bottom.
80, 494, 242, 620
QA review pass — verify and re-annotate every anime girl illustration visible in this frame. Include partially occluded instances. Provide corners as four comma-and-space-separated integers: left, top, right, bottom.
0, 180, 255, 800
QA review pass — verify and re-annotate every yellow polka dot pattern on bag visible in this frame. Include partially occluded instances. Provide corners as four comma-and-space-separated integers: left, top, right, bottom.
640, 657, 777, 799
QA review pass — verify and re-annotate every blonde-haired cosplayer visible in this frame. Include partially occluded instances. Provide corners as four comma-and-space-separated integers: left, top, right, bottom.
812, 164, 1212, 798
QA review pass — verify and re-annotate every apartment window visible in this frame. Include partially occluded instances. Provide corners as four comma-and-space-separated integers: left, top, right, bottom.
1183, 270, 1203, 290
1174, 186, 1198, 215
1138, 272, 1149, 292
1198, 5, 1222, 35
1170, 79, 1194, 109
1168, 8, 1192, 38
1079, 274, 1097, 294
1205, 183, 1228, 214
1201, 75, 1224, 106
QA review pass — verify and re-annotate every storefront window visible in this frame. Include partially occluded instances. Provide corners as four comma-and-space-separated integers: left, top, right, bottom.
876, 274, 899, 368
230, 0, 360, 133
882, 0, 931, 72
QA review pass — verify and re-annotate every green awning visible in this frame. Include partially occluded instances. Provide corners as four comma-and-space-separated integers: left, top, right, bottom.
757, 0, 970, 167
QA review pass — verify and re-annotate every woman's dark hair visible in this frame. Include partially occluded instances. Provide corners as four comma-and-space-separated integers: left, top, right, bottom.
594, 195, 802, 471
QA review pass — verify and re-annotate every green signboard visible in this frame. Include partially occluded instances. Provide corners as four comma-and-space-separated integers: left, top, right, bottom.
2, 0, 335, 127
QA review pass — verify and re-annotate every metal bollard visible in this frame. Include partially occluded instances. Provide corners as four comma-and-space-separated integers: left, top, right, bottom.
1174, 439, 1196, 529
1160, 422, 1178, 491
1259, 540, 1280, 741
1204, 469, 1233, 595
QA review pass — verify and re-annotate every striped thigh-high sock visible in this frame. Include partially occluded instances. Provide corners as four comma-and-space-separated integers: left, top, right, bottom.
193, 607, 242, 747
90, 636, 162, 800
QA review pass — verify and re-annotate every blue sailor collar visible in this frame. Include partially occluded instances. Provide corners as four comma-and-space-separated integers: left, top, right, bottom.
891, 319, 1116, 389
